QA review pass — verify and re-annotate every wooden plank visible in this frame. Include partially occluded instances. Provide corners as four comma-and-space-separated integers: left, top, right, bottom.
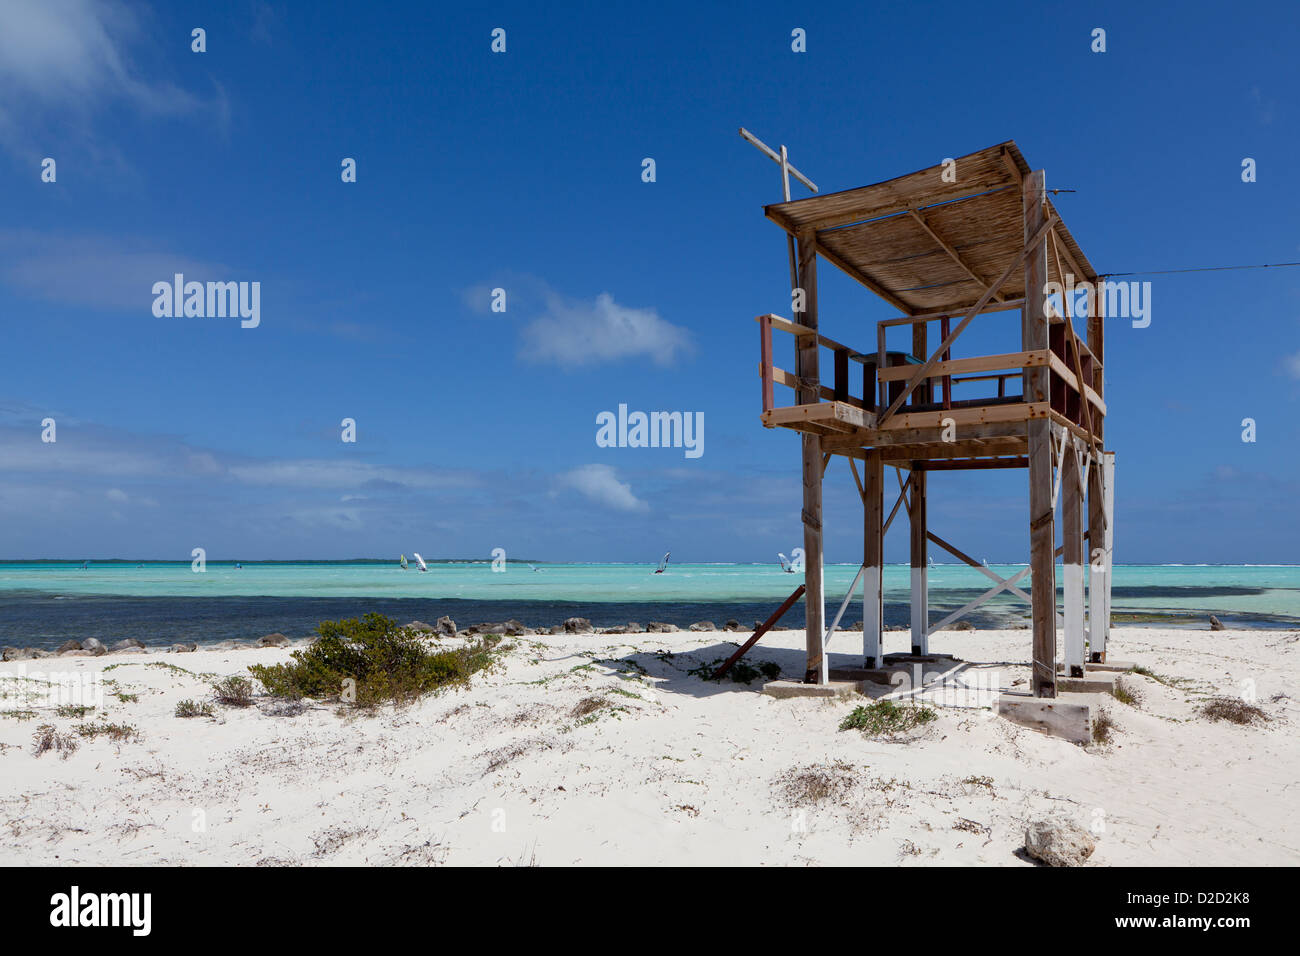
1047, 352, 1080, 391
877, 298, 1026, 328
877, 350, 1049, 381
770, 368, 867, 410
1023, 170, 1057, 699
922, 457, 1027, 470
760, 314, 774, 413
763, 401, 873, 429
880, 401, 1049, 431
1087, 280, 1107, 664
796, 233, 825, 683
756, 314, 863, 358
712, 584, 806, 681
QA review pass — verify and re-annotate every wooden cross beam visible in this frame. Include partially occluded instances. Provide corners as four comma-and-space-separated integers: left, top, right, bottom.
876, 213, 1059, 427
740, 128, 819, 291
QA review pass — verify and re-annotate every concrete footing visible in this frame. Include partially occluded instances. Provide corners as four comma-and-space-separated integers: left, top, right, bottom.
762, 679, 862, 699
1058, 670, 1121, 694
1086, 660, 1136, 673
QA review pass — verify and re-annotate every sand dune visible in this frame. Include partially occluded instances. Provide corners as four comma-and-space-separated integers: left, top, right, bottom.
1, 626, 1295, 866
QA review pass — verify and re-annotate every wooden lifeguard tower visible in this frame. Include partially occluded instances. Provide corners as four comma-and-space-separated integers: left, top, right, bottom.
756, 141, 1114, 698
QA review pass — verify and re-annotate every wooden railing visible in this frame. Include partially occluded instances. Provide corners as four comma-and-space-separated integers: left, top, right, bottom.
757, 314, 868, 414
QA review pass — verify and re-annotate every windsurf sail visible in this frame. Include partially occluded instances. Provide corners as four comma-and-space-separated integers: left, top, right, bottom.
655, 551, 671, 573
413, 552, 429, 572
778, 552, 792, 572
400, 554, 408, 569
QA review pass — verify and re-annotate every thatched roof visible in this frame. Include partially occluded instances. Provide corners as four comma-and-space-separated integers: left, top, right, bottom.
764, 141, 1097, 315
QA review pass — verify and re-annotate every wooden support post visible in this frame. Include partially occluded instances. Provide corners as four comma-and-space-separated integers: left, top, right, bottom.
759, 314, 774, 414
1087, 276, 1108, 662
1063, 443, 1085, 677
796, 232, 825, 683
909, 465, 928, 655
1023, 170, 1056, 698
1089, 452, 1115, 661
863, 448, 884, 669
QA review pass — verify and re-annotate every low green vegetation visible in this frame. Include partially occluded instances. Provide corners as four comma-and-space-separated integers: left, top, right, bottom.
175, 698, 216, 718
839, 700, 937, 736
212, 675, 255, 707
1092, 709, 1116, 744
76, 721, 138, 742
248, 613, 502, 708
687, 657, 781, 684
1110, 677, 1143, 708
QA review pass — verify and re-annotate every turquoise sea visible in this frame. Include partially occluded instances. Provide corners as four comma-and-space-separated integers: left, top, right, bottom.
0, 561, 1296, 650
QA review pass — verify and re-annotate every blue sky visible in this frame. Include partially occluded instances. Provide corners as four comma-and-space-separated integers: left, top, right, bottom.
1, 0, 1297, 563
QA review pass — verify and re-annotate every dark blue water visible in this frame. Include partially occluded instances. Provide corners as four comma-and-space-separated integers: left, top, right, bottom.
0, 591, 1283, 651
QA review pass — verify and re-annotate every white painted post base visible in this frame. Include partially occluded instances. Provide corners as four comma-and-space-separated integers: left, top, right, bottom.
910, 566, 928, 655
1064, 563, 1085, 677
863, 564, 882, 668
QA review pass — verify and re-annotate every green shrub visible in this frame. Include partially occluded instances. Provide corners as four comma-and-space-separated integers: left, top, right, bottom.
212, 676, 255, 707
248, 613, 501, 708
839, 700, 937, 736
176, 698, 216, 718
75, 721, 138, 742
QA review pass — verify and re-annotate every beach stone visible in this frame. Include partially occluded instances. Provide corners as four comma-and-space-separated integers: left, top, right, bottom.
2, 646, 39, 661
647, 622, 678, 633
110, 638, 145, 652
258, 633, 291, 647
82, 638, 108, 656
1209, 615, 1225, 631
689, 621, 716, 632
31, 649, 53, 659
563, 617, 593, 634
1024, 819, 1096, 867
169, 642, 198, 653
56, 640, 82, 654
849, 621, 864, 631
547, 625, 564, 635
724, 619, 743, 632
625, 622, 644, 633
502, 619, 533, 636
949, 620, 976, 631
405, 620, 435, 634
435, 616, 457, 636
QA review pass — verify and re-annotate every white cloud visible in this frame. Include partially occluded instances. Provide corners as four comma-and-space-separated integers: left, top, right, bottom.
105, 487, 128, 502
0, 0, 217, 157
555, 464, 648, 513
519, 291, 692, 367
1283, 351, 1300, 380
0, 427, 475, 492
0, 230, 233, 311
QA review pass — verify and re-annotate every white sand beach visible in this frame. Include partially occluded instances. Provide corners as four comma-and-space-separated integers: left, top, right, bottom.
1, 625, 1295, 866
